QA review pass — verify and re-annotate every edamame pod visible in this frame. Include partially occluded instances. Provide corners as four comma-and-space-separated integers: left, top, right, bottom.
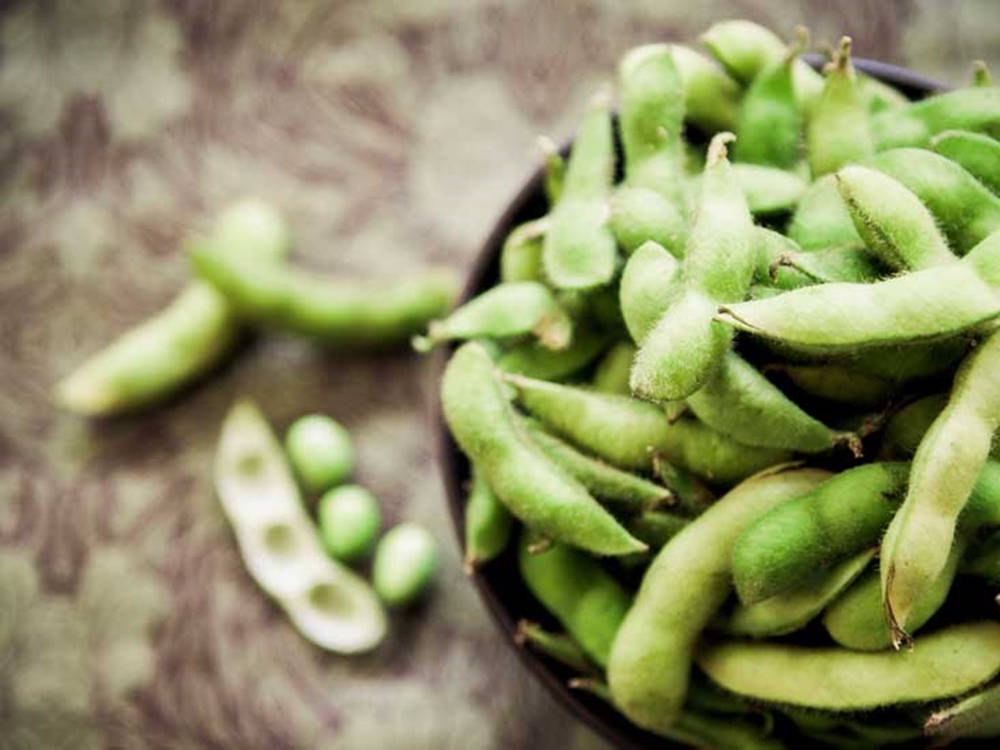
787, 174, 862, 249
824, 537, 965, 651
499, 218, 546, 282
865, 147, 1000, 254
539, 137, 565, 206
632, 133, 756, 401
697, 621, 1000, 711
590, 341, 636, 395
515, 620, 596, 675
669, 45, 742, 133
507, 374, 791, 485
690, 164, 807, 216
734, 31, 804, 169
932, 129, 1000, 195
877, 393, 948, 458
768, 363, 895, 407
608, 187, 686, 257
836, 165, 956, 271
191, 246, 458, 346
925, 682, 1000, 740
463, 466, 512, 571
372, 523, 438, 606
495, 327, 610, 380
413, 281, 571, 351
724, 549, 875, 638
441, 343, 645, 556
619, 241, 681, 344
881, 330, 1000, 644
716, 230, 1000, 351
807, 37, 873, 177
543, 93, 617, 290
870, 87, 1000, 149
607, 466, 830, 734
768, 244, 885, 286
214, 400, 386, 652
624, 510, 689, 551
518, 530, 632, 667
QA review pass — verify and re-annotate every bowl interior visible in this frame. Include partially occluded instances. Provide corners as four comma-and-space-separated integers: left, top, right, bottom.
436, 57, 946, 749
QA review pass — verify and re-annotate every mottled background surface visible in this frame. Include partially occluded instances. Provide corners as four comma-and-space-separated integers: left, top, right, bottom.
1, 1, 998, 747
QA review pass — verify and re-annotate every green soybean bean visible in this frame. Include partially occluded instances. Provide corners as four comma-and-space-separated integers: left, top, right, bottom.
769, 244, 886, 286
625, 510, 690, 551
878, 394, 949, 459
700, 19, 822, 112
413, 281, 571, 352
372, 522, 438, 606
608, 186, 686, 257
871, 87, 1000, 149
925, 682, 1000, 740
543, 93, 617, 290
824, 537, 965, 651
56, 199, 291, 416
607, 467, 830, 734
669, 44, 742, 133
285, 414, 355, 493
318, 485, 381, 563
733, 462, 910, 604
881, 330, 1000, 644
787, 174, 862, 249
190, 246, 458, 346
836, 165, 956, 271
591, 341, 636, 395
865, 147, 1000, 254
768, 363, 895, 407
962, 528, 1000, 583
499, 218, 546, 283
932, 129, 1000, 195
619, 241, 680, 344
632, 133, 755, 401
688, 352, 847, 453
496, 327, 610, 381
518, 529, 632, 667
514, 619, 597, 675
734, 30, 805, 169
725, 549, 875, 638
716, 230, 1000, 351
808, 38, 873, 177
463, 466, 513, 571
507, 374, 792, 485
214, 400, 386, 652
538, 136, 565, 206
522, 420, 673, 512
697, 621, 1000, 711
442, 343, 645, 556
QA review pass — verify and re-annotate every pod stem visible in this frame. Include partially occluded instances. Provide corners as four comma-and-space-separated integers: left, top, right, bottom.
568, 677, 613, 704
706, 132, 736, 167
786, 26, 810, 63
527, 537, 553, 555
828, 36, 853, 75
972, 60, 992, 88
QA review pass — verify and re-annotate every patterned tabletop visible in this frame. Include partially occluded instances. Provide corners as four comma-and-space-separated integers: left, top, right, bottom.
2, 1, 997, 747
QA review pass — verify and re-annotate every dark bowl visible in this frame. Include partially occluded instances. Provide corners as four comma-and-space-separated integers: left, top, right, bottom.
436, 57, 947, 749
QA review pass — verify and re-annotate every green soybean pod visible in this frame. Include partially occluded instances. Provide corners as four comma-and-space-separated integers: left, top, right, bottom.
625, 510, 689, 551
808, 37, 873, 177
669, 44, 742, 134
878, 394, 949, 459
507, 373, 792, 485
724, 549, 875, 638
932, 129, 1000, 195
190, 247, 458, 346
413, 281, 571, 352
870, 87, 1000, 149
699, 19, 823, 112
770, 244, 886, 286
318, 485, 381, 563
591, 341, 636, 395
857, 74, 909, 114
496, 327, 611, 381
716, 230, 1000, 351
732, 462, 911, 604
538, 137, 566, 206
285, 414, 355, 493
521, 420, 673, 512
881, 329, 1000, 644
372, 523, 438, 607
824, 537, 965, 651
865, 147, 1000, 254
608, 187, 686, 257
499, 218, 546, 282
926, 682, 1000, 740
514, 620, 597, 675
518, 529, 632, 667
689, 164, 807, 217
442, 343, 645, 556
734, 30, 805, 169
767, 363, 895, 408
463, 466, 512, 571
686, 352, 847, 453
607, 466, 831, 734
696, 621, 1000, 711
836, 165, 956, 271
543, 93, 617, 290
847, 337, 969, 381
787, 174, 862, 250
619, 241, 680, 344
632, 133, 755, 401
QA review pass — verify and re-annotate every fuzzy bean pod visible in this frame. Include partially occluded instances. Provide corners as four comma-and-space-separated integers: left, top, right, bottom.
870, 87, 1000, 149
925, 682, 1000, 740
463, 466, 513, 571
787, 174, 862, 249
669, 45, 742, 133
496, 328, 611, 381
499, 218, 546, 283
590, 341, 636, 395
619, 241, 681, 344
515, 620, 597, 675
932, 129, 1000, 195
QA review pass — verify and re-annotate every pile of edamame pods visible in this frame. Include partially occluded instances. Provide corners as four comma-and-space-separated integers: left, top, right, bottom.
432, 19, 1000, 747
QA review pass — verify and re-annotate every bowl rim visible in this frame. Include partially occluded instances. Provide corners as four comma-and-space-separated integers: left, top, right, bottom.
435, 55, 948, 749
